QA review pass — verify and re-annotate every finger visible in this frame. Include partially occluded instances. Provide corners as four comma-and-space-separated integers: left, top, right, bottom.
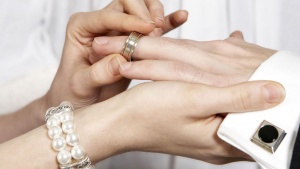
229, 30, 244, 40
92, 36, 224, 73
93, 36, 129, 61
70, 10, 155, 36
121, 0, 153, 22
93, 36, 198, 61
149, 10, 189, 36
119, 60, 228, 87
145, 0, 165, 27
204, 81, 285, 115
160, 10, 188, 35
75, 54, 127, 90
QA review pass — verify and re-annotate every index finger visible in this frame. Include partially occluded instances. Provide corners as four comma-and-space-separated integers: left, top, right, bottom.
68, 10, 156, 37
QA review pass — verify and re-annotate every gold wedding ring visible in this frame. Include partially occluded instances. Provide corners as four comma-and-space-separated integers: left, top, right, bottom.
121, 32, 143, 62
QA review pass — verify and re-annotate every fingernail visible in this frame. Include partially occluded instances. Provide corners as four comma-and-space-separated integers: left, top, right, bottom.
145, 20, 156, 25
94, 37, 108, 45
156, 17, 165, 23
120, 62, 132, 70
108, 57, 121, 76
262, 83, 286, 103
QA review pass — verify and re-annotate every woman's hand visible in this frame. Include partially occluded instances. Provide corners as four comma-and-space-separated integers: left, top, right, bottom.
0, 0, 188, 143
46, 0, 188, 110
92, 31, 275, 87
84, 80, 285, 164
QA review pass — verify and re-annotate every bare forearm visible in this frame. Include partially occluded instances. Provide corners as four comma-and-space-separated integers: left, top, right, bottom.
0, 101, 124, 168
0, 96, 47, 143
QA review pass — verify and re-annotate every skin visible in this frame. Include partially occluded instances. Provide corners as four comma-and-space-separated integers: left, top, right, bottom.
0, 0, 188, 143
0, 80, 285, 168
0, 2, 286, 168
92, 31, 276, 87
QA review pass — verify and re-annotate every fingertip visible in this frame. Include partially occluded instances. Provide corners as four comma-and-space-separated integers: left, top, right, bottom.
175, 10, 189, 23
262, 82, 286, 104
167, 10, 188, 29
229, 30, 244, 40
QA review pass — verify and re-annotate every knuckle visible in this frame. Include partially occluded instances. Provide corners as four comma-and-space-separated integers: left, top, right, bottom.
232, 87, 252, 111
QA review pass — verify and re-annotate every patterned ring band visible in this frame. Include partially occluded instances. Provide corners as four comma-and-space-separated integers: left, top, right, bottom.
120, 32, 144, 62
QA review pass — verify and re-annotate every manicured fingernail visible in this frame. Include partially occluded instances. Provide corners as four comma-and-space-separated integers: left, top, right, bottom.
108, 57, 121, 76
120, 62, 132, 70
262, 83, 286, 103
94, 37, 108, 45
156, 17, 165, 23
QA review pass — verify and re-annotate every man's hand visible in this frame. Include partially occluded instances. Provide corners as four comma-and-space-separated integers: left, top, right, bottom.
108, 80, 285, 164
92, 31, 276, 87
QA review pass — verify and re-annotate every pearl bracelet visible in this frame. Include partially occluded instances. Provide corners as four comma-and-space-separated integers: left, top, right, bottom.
45, 101, 95, 169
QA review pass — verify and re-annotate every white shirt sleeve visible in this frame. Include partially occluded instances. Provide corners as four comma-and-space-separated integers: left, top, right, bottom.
217, 51, 300, 169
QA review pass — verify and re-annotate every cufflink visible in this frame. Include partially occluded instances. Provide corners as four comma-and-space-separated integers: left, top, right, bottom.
251, 120, 286, 154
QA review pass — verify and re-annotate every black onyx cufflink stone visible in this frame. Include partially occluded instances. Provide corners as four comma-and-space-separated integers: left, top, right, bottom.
251, 120, 286, 153
258, 125, 279, 143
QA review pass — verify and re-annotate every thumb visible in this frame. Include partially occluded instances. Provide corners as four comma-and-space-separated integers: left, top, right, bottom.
208, 81, 285, 114
229, 30, 244, 40
75, 54, 127, 89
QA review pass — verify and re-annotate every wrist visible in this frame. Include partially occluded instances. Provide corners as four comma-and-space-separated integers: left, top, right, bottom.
15, 95, 49, 127
74, 99, 130, 162
36, 95, 49, 123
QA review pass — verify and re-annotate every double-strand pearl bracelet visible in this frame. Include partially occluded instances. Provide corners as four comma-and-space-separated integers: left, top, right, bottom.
45, 101, 95, 169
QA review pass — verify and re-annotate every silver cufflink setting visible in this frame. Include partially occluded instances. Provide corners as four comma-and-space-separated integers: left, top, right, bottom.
251, 120, 286, 154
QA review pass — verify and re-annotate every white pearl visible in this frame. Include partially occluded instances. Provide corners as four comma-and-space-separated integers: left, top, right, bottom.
66, 132, 79, 146
53, 111, 62, 119
59, 110, 74, 123
62, 121, 76, 134
48, 126, 62, 139
71, 145, 86, 160
46, 116, 60, 129
57, 150, 71, 165
52, 137, 66, 151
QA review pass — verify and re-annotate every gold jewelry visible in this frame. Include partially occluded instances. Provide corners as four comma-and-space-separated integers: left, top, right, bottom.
121, 32, 143, 61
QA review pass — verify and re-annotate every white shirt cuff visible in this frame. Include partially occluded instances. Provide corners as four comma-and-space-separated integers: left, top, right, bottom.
217, 51, 300, 169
